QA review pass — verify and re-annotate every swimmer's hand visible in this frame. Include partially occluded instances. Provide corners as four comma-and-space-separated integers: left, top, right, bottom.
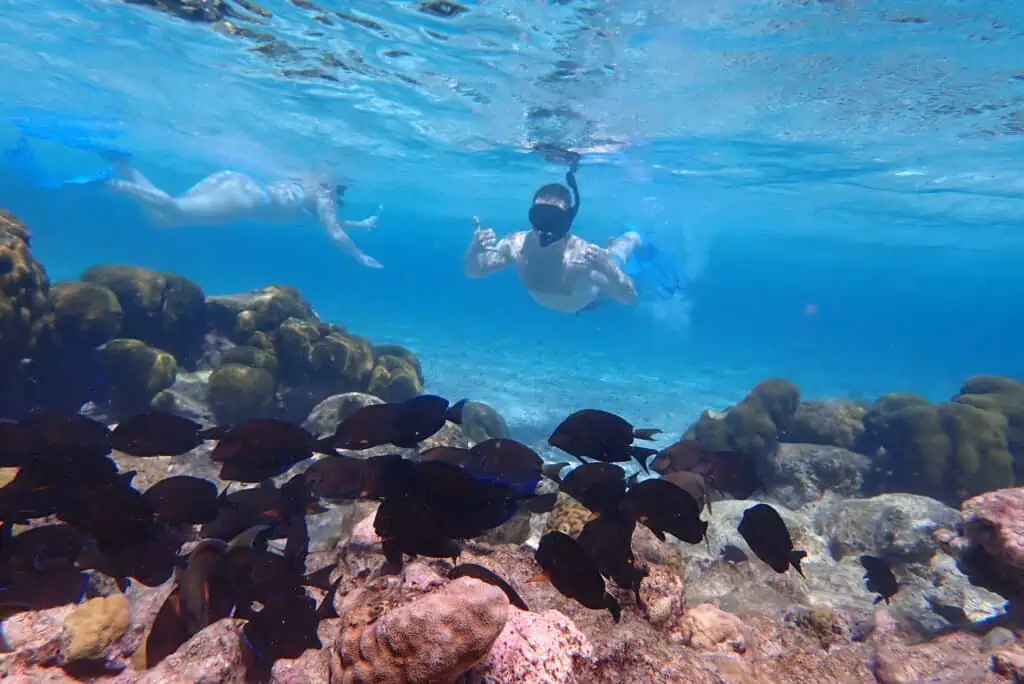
581, 244, 614, 273
470, 216, 498, 252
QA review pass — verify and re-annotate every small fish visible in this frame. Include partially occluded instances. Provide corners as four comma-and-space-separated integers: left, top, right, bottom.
143, 476, 219, 525
622, 478, 708, 545
374, 496, 462, 569
721, 544, 749, 564
417, 445, 474, 469
469, 438, 544, 484
533, 531, 620, 622
0, 565, 87, 617
577, 514, 647, 604
449, 563, 529, 611
737, 503, 806, 577
111, 411, 205, 457
240, 585, 322, 672
859, 555, 898, 604
651, 441, 761, 500
559, 462, 628, 515
326, 403, 398, 450
14, 411, 112, 463
210, 419, 321, 482
548, 409, 659, 473
145, 587, 188, 668
305, 453, 419, 501
2, 524, 83, 575
523, 492, 558, 514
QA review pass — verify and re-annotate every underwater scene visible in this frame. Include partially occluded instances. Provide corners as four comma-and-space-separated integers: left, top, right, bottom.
1, 0, 1024, 682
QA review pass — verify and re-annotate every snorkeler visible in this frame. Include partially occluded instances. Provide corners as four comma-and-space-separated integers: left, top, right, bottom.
463, 162, 641, 314
104, 159, 384, 269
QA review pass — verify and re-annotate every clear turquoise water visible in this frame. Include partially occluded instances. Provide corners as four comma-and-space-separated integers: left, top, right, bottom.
1, 0, 1023, 447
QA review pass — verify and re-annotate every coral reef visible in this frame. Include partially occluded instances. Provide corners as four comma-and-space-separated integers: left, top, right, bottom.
684, 378, 800, 461
102, 338, 178, 416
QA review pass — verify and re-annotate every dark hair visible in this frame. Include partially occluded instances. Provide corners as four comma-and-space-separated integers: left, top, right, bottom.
528, 177, 580, 246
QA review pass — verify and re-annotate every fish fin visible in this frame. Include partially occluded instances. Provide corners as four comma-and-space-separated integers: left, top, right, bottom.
791, 550, 808, 578
606, 594, 622, 623
632, 427, 662, 441
445, 399, 468, 425
873, 595, 883, 605
316, 578, 342, 620
313, 436, 337, 455
541, 462, 568, 482
302, 564, 336, 591
523, 492, 558, 515
198, 425, 230, 440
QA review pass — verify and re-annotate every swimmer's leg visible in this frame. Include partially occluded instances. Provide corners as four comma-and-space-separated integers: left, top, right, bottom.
325, 224, 382, 269
606, 230, 642, 266
106, 178, 175, 208
182, 171, 251, 197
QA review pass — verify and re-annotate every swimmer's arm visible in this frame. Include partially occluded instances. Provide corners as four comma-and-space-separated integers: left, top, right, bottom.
314, 194, 382, 268
463, 222, 516, 278
342, 205, 382, 230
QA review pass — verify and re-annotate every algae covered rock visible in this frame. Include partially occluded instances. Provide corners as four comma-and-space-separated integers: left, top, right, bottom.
220, 344, 278, 375
208, 362, 275, 424
458, 400, 510, 444
764, 443, 871, 509
367, 353, 423, 403
783, 399, 867, 451
684, 378, 801, 460
861, 392, 1015, 504
0, 211, 51, 374
954, 375, 1024, 480
101, 338, 178, 414
275, 316, 321, 382
82, 264, 207, 368
207, 285, 314, 343
303, 392, 385, 437
46, 281, 123, 349
62, 593, 131, 661
310, 331, 375, 390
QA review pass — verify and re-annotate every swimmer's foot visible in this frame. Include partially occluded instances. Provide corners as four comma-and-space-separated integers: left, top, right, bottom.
357, 254, 383, 269
97, 147, 133, 164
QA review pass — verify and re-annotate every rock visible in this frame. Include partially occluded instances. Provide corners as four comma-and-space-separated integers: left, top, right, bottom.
871, 629, 999, 684
764, 443, 871, 509
150, 371, 216, 426
961, 488, 1024, 575
638, 564, 686, 629
207, 362, 275, 424
62, 593, 131, 661
220, 344, 278, 375
333, 577, 509, 684
678, 603, 747, 653
138, 618, 249, 684
207, 286, 314, 342
82, 264, 207, 368
366, 354, 422, 403
271, 648, 331, 683
101, 338, 178, 415
544, 493, 597, 538
783, 399, 867, 450
465, 609, 593, 683
46, 281, 123, 349
455, 400, 510, 444
303, 392, 385, 438
813, 493, 958, 563
980, 626, 1016, 652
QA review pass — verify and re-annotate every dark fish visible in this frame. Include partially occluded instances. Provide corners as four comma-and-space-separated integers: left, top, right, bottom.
523, 492, 558, 514
737, 503, 806, 577
14, 411, 112, 463
279, 474, 311, 574
548, 409, 659, 473
412, 461, 521, 539
328, 403, 399, 450
374, 496, 461, 568
389, 394, 450, 447
316, 578, 342, 620
211, 419, 319, 482
143, 476, 219, 525
449, 563, 529, 611
145, 587, 188, 668
302, 564, 336, 592
662, 471, 711, 514
55, 472, 159, 551
78, 528, 184, 587
0, 565, 87, 616
179, 539, 233, 636
417, 445, 474, 469
622, 478, 708, 545
559, 463, 628, 515
542, 462, 570, 482
721, 544, 748, 564
305, 454, 418, 501
533, 531, 620, 622
469, 438, 544, 486
240, 584, 322, 671
577, 514, 647, 604
111, 411, 204, 457
859, 555, 898, 604
2, 524, 83, 575
445, 398, 469, 424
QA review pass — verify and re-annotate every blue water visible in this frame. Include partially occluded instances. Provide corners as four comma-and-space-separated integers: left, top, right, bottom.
1, 0, 1023, 447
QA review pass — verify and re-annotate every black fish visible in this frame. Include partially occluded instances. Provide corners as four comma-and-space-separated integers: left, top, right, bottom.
240, 584, 322, 673
144, 476, 219, 525
0, 565, 87, 617
559, 462, 628, 515
327, 403, 398, 450
721, 544, 748, 564
111, 411, 204, 457
469, 438, 543, 484
548, 409, 660, 473
449, 563, 529, 611
860, 555, 898, 604
211, 419, 320, 482
661, 471, 711, 515
389, 394, 450, 447
651, 441, 761, 500
622, 478, 708, 545
412, 461, 521, 540
523, 492, 558, 514
179, 539, 233, 636
417, 445, 474, 469
305, 454, 419, 501
374, 496, 461, 569
12, 411, 112, 463
445, 398, 469, 424
533, 531, 620, 622
55, 472, 159, 551
2, 524, 83, 576
577, 514, 647, 604
145, 586, 188, 668
737, 503, 806, 577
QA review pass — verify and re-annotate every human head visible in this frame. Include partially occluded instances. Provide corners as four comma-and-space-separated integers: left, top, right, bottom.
529, 183, 574, 247
334, 184, 347, 203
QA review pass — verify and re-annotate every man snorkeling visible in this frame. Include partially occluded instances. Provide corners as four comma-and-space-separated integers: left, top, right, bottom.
102, 159, 384, 269
463, 159, 642, 314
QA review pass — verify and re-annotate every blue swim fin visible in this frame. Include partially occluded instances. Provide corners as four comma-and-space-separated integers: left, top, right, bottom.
5, 109, 130, 189
619, 227, 686, 301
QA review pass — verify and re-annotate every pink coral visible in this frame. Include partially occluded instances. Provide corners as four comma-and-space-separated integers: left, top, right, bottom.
467, 609, 593, 684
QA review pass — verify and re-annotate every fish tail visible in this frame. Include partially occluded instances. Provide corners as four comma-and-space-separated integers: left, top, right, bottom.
632, 427, 662, 441
541, 462, 567, 482
791, 550, 807, 578
873, 595, 883, 605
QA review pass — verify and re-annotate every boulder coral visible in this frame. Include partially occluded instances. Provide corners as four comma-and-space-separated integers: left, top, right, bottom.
333, 577, 509, 684
0, 212, 51, 398
82, 264, 207, 369
207, 362, 276, 425
684, 378, 801, 460
101, 338, 178, 416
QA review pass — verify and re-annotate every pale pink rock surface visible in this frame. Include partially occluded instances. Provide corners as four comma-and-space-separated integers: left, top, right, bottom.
962, 488, 1024, 572
466, 608, 593, 684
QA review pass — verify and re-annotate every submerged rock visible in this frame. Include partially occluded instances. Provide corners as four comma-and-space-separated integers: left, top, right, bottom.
783, 398, 867, 450
764, 443, 871, 509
